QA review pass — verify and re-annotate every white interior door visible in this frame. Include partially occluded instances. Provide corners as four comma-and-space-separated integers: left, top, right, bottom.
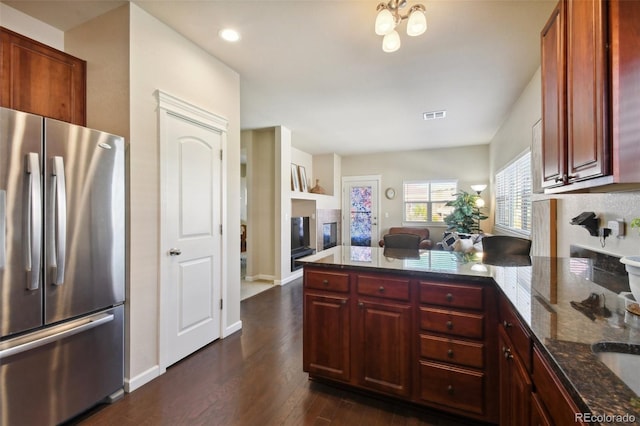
162, 111, 222, 368
342, 177, 380, 247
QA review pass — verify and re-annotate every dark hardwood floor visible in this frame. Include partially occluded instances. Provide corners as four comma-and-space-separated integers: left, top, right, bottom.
72, 278, 485, 426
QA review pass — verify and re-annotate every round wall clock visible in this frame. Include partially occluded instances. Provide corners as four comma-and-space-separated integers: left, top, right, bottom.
385, 187, 396, 200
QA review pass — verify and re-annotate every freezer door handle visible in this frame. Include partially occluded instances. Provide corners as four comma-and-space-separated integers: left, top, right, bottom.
0, 312, 114, 360
24, 153, 42, 290
50, 156, 67, 285
0, 189, 5, 269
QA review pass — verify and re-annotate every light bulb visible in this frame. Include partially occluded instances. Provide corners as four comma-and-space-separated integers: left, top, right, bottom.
382, 30, 401, 52
219, 28, 240, 42
475, 198, 485, 208
406, 9, 427, 36
375, 8, 395, 35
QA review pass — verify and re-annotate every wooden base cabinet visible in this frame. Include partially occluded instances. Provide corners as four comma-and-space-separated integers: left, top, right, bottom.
417, 280, 499, 423
303, 267, 499, 423
303, 269, 351, 382
498, 293, 588, 426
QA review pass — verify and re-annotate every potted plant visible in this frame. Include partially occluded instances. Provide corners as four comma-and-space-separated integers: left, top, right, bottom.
444, 191, 488, 234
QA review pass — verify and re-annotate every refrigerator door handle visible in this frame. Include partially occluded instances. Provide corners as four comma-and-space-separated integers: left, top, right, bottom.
24, 153, 42, 290
0, 312, 114, 360
0, 189, 5, 269
50, 156, 67, 285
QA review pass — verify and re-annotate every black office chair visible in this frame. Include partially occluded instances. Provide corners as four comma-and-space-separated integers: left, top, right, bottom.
481, 235, 532, 255
383, 233, 422, 250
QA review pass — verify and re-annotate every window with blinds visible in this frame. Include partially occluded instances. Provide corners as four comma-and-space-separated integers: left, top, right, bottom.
495, 151, 532, 234
403, 180, 457, 223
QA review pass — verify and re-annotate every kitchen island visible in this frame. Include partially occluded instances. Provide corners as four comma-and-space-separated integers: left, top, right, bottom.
298, 246, 640, 425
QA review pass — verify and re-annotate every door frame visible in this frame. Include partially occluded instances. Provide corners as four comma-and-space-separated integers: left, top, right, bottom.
341, 175, 381, 247
157, 90, 229, 372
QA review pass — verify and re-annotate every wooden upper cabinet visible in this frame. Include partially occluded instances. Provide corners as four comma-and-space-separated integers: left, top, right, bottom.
609, 0, 640, 184
566, 0, 609, 182
541, 2, 566, 189
0, 27, 86, 126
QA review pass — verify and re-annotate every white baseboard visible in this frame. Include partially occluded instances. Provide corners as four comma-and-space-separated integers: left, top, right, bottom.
244, 274, 275, 282
223, 320, 242, 338
125, 364, 162, 393
275, 269, 303, 285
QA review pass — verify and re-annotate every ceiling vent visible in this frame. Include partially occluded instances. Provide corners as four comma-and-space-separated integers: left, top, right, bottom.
423, 110, 447, 120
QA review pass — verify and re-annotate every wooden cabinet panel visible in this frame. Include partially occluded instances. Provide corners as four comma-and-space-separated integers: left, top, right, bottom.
305, 269, 350, 292
0, 27, 86, 125
541, 2, 566, 188
303, 292, 350, 382
356, 298, 411, 397
418, 361, 485, 415
566, 0, 609, 182
356, 274, 410, 301
419, 281, 484, 310
419, 307, 484, 339
609, 0, 640, 183
532, 346, 587, 426
419, 334, 484, 369
499, 327, 532, 426
499, 295, 532, 371
531, 392, 553, 426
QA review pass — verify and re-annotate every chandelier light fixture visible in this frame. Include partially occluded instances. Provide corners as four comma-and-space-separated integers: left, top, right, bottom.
374, 0, 427, 53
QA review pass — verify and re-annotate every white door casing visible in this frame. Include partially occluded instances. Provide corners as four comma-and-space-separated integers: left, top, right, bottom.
342, 176, 381, 247
158, 91, 228, 370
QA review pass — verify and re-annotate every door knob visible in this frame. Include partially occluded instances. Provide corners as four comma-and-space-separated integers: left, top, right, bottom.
168, 248, 182, 256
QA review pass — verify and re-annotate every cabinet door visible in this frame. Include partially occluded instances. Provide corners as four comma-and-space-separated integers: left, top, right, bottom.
356, 298, 411, 397
499, 328, 532, 426
303, 292, 350, 382
566, 0, 609, 182
0, 28, 86, 125
541, 2, 566, 188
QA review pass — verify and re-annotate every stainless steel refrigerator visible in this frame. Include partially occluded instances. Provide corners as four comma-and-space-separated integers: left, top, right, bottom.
0, 107, 125, 425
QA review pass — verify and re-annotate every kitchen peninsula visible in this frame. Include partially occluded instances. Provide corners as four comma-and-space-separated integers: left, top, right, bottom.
299, 246, 640, 426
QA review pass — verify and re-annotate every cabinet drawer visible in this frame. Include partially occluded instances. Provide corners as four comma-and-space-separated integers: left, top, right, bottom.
499, 295, 532, 371
420, 307, 484, 339
356, 274, 410, 301
305, 270, 350, 292
418, 361, 485, 415
419, 281, 484, 310
419, 334, 484, 369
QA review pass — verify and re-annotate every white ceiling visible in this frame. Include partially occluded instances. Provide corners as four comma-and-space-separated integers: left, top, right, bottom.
3, 0, 556, 156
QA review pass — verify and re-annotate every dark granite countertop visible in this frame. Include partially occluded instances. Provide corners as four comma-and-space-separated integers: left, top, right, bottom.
298, 246, 640, 425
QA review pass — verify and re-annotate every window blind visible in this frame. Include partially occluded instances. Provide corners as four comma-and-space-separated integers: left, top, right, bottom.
495, 151, 532, 234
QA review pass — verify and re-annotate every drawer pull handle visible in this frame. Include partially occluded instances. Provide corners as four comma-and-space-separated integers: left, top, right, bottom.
446, 321, 453, 330
503, 320, 512, 328
447, 385, 454, 395
378, 286, 385, 293
446, 293, 453, 302
322, 279, 329, 286
447, 349, 454, 358
503, 346, 513, 360
341, 299, 347, 305
358, 302, 364, 308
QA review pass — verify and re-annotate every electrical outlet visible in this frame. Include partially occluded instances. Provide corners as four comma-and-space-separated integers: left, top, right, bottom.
608, 219, 626, 238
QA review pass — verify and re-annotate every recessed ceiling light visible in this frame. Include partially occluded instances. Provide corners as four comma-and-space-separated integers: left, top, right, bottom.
423, 110, 446, 120
219, 28, 241, 42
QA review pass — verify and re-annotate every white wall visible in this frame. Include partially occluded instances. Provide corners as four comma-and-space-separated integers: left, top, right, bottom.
0, 3, 63, 49
489, 67, 640, 257
63, 3, 242, 391
341, 145, 491, 242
